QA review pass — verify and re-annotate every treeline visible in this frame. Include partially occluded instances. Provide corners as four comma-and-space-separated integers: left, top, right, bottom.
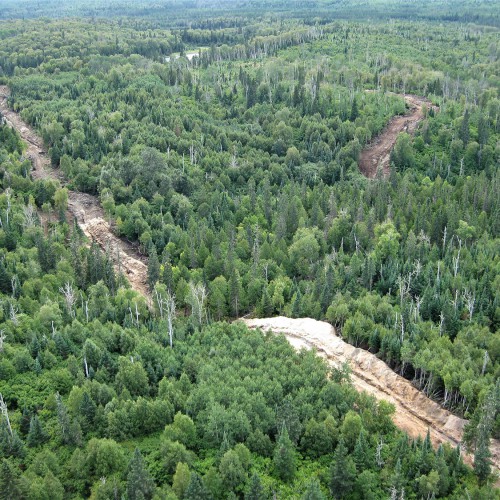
1, 0, 499, 28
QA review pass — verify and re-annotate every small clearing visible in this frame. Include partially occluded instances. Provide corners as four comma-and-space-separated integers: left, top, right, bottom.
359, 94, 437, 179
242, 317, 500, 473
0, 86, 149, 297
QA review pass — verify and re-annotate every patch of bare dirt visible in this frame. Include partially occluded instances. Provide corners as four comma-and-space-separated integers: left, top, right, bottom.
359, 93, 437, 179
242, 317, 500, 473
0, 86, 149, 299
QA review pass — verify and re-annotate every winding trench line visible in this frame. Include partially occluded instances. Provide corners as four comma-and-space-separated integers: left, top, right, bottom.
243, 317, 500, 474
358, 93, 437, 179
0, 86, 149, 298
2, 87, 498, 476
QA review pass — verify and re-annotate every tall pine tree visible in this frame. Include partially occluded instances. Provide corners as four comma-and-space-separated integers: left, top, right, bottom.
126, 448, 156, 500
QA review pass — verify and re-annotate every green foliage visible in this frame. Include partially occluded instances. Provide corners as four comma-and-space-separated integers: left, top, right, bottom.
0, 2, 498, 495
273, 427, 297, 482
126, 448, 156, 500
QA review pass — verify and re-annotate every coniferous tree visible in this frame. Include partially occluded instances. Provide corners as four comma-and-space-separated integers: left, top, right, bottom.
353, 429, 371, 470
184, 472, 212, 500
302, 478, 325, 500
474, 424, 491, 484
329, 438, 355, 499
19, 407, 31, 437
27, 415, 48, 447
147, 246, 160, 291
273, 427, 296, 482
55, 393, 72, 445
245, 472, 265, 500
0, 458, 25, 499
459, 109, 470, 145
126, 448, 155, 500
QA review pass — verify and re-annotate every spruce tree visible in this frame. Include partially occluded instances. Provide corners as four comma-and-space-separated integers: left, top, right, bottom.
0, 458, 25, 499
126, 448, 155, 500
302, 478, 325, 500
353, 429, 371, 470
459, 109, 470, 145
19, 407, 31, 436
79, 392, 96, 432
147, 246, 160, 291
245, 472, 265, 500
55, 393, 71, 445
474, 424, 491, 484
273, 427, 296, 482
184, 472, 212, 500
27, 415, 48, 447
329, 438, 355, 499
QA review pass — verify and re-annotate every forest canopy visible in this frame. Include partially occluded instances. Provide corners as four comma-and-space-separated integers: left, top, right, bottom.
0, 0, 499, 497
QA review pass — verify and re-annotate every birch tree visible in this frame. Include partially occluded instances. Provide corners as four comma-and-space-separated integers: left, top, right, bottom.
187, 281, 208, 327
60, 282, 77, 318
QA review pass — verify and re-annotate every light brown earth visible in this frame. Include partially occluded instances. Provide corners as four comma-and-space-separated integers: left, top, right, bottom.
2, 86, 498, 476
0, 86, 149, 297
243, 317, 500, 473
358, 94, 437, 179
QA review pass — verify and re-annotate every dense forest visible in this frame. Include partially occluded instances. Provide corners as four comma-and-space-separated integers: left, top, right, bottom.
0, 0, 499, 497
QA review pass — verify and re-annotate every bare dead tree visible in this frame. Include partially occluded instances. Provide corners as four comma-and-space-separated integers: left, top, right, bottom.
0, 330, 5, 352
165, 291, 176, 349
376, 438, 385, 467
9, 303, 18, 325
10, 275, 18, 298
187, 281, 208, 326
60, 282, 77, 318
452, 238, 462, 277
4, 189, 11, 227
22, 203, 37, 228
0, 393, 12, 435
462, 288, 475, 322
481, 350, 489, 376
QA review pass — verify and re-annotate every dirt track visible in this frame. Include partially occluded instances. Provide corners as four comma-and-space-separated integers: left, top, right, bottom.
243, 317, 500, 472
359, 94, 437, 179
0, 86, 149, 297
2, 86, 498, 476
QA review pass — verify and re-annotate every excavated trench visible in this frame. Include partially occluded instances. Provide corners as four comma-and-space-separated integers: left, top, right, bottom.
358, 93, 438, 179
0, 86, 149, 298
243, 317, 500, 472
2, 86, 498, 475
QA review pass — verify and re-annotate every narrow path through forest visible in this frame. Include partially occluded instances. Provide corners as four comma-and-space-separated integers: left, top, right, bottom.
1, 86, 498, 475
0, 86, 149, 297
358, 93, 437, 178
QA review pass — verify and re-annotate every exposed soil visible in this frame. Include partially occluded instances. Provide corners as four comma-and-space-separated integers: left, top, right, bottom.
242, 317, 500, 473
359, 94, 437, 179
3, 86, 498, 476
0, 86, 149, 298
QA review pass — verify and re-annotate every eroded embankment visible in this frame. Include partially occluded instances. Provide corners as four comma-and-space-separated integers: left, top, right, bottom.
359, 94, 437, 179
3, 86, 498, 475
242, 317, 500, 472
0, 86, 149, 297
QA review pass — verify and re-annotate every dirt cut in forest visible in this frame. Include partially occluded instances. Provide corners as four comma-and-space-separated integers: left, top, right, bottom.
358, 93, 437, 179
0, 86, 150, 298
242, 317, 500, 473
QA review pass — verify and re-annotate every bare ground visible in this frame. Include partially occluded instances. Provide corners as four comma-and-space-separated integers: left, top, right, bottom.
3, 86, 498, 476
0, 86, 149, 297
359, 94, 437, 179
242, 317, 500, 472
